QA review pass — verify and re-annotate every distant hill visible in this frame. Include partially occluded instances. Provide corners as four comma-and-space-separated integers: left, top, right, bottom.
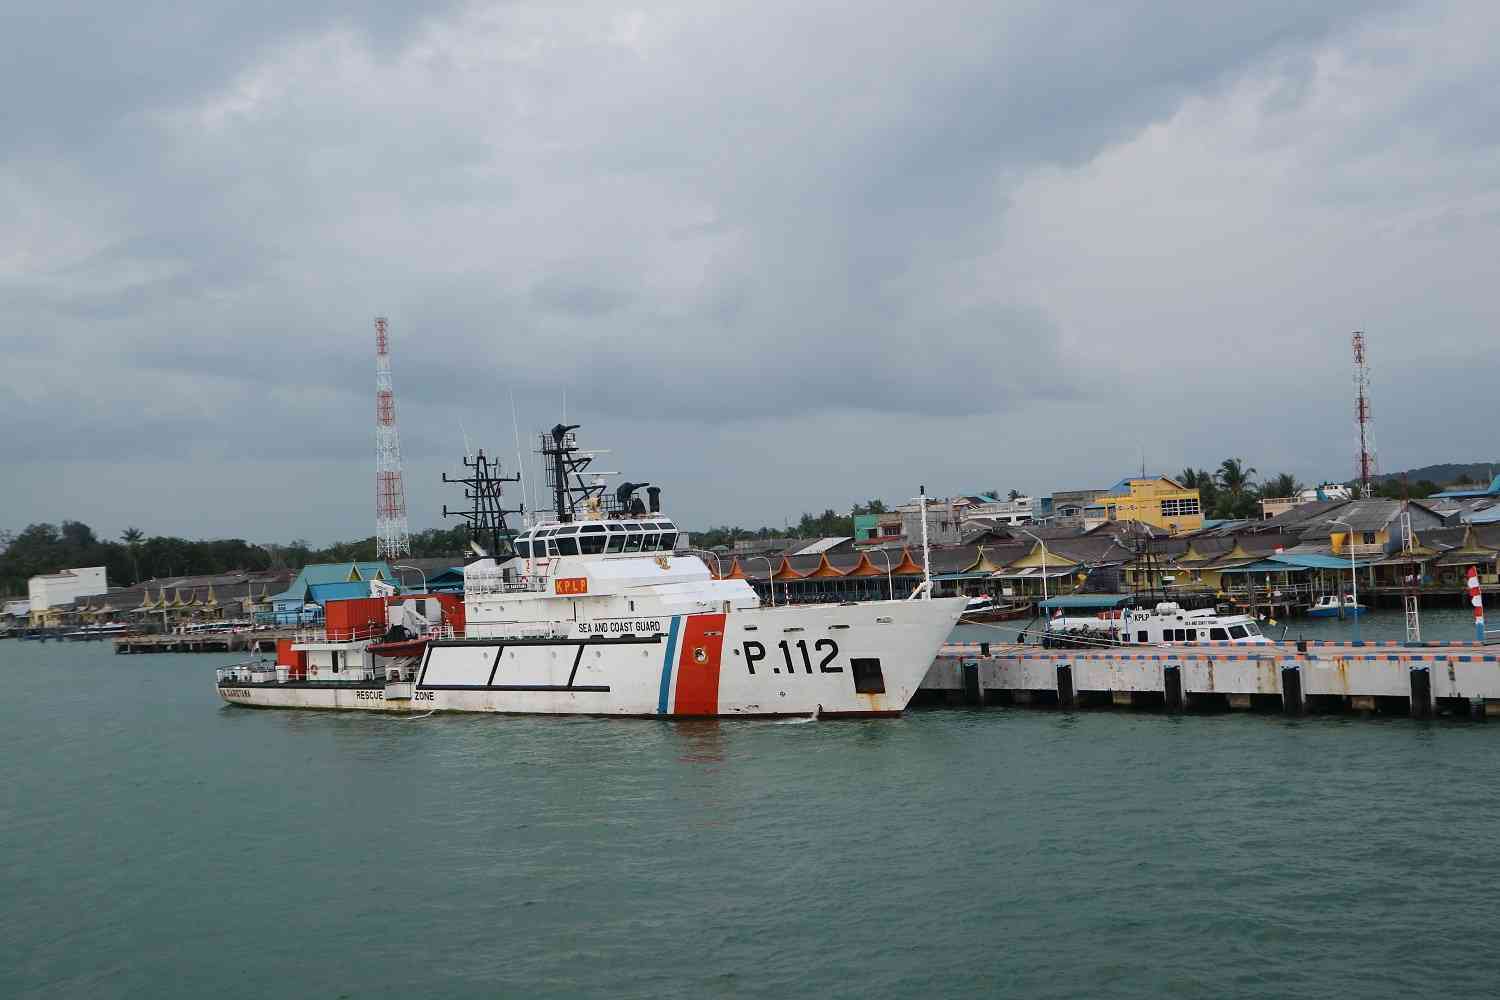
1372, 462, 1500, 487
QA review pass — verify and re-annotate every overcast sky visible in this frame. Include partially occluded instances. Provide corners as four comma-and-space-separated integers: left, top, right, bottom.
4, 1, 1498, 543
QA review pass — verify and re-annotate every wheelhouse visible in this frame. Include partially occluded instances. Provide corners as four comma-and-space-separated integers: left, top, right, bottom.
513, 519, 680, 559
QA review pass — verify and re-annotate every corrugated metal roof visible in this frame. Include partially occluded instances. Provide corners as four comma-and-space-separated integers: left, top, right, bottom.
307, 581, 375, 603
1268, 552, 1371, 570
1038, 594, 1134, 610
1218, 553, 1374, 574
792, 537, 852, 556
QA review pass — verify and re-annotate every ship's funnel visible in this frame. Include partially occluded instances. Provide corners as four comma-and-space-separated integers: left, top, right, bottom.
647, 486, 662, 513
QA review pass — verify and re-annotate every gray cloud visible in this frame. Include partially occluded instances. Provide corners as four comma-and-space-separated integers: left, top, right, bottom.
3, 1, 1497, 543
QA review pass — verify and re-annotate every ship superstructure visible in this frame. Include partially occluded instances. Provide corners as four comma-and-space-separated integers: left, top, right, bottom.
218, 423, 964, 716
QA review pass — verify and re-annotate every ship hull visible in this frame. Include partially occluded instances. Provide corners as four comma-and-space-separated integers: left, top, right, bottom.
217, 599, 962, 717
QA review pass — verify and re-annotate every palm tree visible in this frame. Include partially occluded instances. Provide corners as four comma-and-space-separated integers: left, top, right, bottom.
1216, 458, 1257, 495
1264, 473, 1302, 499
1213, 459, 1259, 519
121, 527, 144, 585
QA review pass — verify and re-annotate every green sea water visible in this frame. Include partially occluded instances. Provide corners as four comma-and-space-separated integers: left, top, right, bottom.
4, 637, 1500, 998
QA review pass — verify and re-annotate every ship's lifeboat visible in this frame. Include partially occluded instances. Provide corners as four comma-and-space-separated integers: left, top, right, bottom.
367, 626, 431, 658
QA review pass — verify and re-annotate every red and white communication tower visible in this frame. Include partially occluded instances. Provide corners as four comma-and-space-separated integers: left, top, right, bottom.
1352, 331, 1377, 498
374, 316, 411, 559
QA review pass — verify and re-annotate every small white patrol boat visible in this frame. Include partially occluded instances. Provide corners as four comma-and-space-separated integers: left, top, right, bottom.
217, 424, 964, 717
1043, 601, 1271, 647
1307, 594, 1366, 618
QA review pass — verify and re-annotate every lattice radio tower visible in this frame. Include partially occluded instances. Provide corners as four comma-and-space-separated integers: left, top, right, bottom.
374, 317, 411, 558
1352, 331, 1377, 498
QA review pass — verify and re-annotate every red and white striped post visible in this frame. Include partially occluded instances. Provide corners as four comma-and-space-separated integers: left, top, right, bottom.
1467, 565, 1485, 641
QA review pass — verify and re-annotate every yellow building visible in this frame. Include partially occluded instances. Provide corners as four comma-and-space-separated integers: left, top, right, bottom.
1087, 477, 1204, 535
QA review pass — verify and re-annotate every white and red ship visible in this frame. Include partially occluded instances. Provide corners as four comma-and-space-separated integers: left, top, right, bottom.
218, 424, 963, 717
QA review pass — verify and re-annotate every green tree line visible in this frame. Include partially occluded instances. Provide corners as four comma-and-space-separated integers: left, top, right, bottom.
693, 501, 889, 551
1176, 460, 1441, 520
0, 521, 472, 596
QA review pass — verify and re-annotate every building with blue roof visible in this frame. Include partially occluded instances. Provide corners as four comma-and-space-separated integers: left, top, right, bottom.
261, 561, 398, 625
1431, 474, 1500, 500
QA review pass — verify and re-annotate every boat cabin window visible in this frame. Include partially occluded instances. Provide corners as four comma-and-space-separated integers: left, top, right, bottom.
579, 524, 607, 555
660, 531, 678, 551
1186, 628, 1197, 641
516, 540, 531, 558
1228, 625, 1248, 639
606, 524, 626, 553
1210, 627, 1228, 640
1137, 630, 1148, 643
1245, 622, 1262, 636
642, 531, 660, 550
625, 530, 644, 553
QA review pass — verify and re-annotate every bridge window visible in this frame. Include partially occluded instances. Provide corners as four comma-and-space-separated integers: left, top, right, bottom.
660, 531, 678, 551
643, 532, 660, 550
516, 540, 531, 558
624, 531, 644, 553
1228, 625, 1248, 639
580, 525, 607, 554
556, 537, 579, 556
1210, 627, 1227, 640
606, 525, 626, 553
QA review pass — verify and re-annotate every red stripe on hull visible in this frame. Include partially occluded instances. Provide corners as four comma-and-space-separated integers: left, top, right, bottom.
671, 613, 726, 716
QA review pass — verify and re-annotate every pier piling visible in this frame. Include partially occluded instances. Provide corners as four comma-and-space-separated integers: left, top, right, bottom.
1281, 664, 1304, 715
962, 660, 982, 706
925, 639, 1500, 721
1056, 664, 1075, 709
1409, 667, 1433, 719
1164, 665, 1184, 713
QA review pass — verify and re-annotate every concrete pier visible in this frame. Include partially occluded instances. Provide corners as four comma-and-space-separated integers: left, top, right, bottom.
921, 640, 1500, 719
112, 630, 296, 654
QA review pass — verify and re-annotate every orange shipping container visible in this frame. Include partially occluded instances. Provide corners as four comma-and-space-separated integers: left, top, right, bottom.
324, 597, 387, 640
275, 638, 307, 673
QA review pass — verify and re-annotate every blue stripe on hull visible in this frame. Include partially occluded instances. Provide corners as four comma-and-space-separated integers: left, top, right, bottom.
657, 616, 681, 714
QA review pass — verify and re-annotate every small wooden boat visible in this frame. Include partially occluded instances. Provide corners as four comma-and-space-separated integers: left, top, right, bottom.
961, 595, 1034, 623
